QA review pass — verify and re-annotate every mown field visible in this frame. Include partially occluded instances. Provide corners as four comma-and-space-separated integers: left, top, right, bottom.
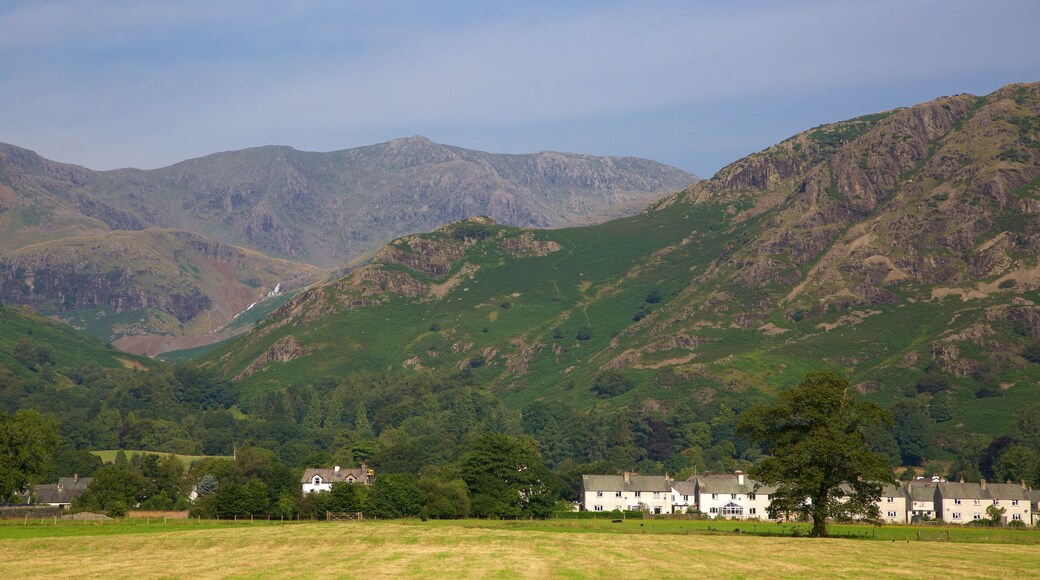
2, 518, 1039, 578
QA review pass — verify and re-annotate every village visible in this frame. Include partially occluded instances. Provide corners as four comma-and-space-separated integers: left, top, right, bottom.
580, 470, 1039, 527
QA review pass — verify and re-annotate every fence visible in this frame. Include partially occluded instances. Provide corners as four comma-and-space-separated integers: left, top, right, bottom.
327, 511, 364, 522
127, 511, 190, 519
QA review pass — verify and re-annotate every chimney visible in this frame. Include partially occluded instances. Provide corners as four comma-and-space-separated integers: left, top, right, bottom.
959, 477, 964, 484
980, 479, 987, 491
73, 473, 79, 483
334, 465, 340, 475
931, 474, 940, 483
624, 472, 631, 484
736, 470, 744, 486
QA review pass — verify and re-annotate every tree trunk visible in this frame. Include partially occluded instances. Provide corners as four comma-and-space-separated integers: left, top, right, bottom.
810, 505, 828, 537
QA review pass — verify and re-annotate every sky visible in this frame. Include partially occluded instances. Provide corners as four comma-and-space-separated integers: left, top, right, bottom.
2, 0, 1039, 177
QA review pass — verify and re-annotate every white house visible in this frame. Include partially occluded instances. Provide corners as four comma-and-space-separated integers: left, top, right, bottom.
694, 471, 774, 520
301, 463, 373, 493
670, 480, 697, 513
581, 473, 674, 514
936, 480, 1031, 525
906, 478, 941, 521
876, 483, 910, 524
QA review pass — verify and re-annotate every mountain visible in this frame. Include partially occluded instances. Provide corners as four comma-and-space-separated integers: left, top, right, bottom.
0, 137, 697, 267
205, 81, 1040, 438
0, 229, 319, 355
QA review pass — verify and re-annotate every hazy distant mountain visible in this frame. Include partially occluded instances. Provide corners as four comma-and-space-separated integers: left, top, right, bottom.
0, 137, 698, 267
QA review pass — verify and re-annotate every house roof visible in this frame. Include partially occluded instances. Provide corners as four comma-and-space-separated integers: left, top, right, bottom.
581, 474, 672, 493
694, 474, 774, 495
936, 482, 986, 500
671, 481, 697, 496
934, 481, 1030, 501
905, 481, 938, 502
301, 467, 371, 485
32, 477, 93, 505
983, 483, 1030, 501
880, 483, 908, 500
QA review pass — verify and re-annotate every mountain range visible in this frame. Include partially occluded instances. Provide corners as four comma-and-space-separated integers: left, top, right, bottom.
203, 81, 1040, 439
0, 138, 695, 352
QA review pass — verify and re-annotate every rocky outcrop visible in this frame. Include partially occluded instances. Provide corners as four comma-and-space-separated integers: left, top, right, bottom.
235, 335, 310, 380
498, 233, 562, 257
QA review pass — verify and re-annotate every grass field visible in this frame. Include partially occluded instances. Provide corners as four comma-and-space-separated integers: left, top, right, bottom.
2, 518, 1039, 578
90, 449, 232, 467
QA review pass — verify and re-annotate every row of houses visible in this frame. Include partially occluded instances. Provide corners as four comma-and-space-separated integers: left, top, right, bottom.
14, 475, 93, 509
581, 471, 1039, 526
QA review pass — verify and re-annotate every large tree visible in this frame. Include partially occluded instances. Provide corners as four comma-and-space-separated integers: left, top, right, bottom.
0, 409, 60, 502
737, 371, 893, 537
457, 433, 557, 519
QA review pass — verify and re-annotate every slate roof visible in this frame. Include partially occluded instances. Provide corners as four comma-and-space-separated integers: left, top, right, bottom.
936, 482, 986, 500
671, 481, 697, 496
879, 483, 908, 500
301, 467, 372, 485
31, 477, 93, 505
905, 481, 939, 503
983, 482, 1030, 501
694, 474, 774, 495
581, 474, 672, 493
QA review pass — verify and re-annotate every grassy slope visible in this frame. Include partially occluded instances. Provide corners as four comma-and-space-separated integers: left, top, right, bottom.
0, 304, 150, 376
90, 450, 232, 468
1, 519, 1039, 578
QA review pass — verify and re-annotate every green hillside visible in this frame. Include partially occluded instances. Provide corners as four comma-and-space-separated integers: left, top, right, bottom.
205, 81, 1040, 443
0, 303, 151, 378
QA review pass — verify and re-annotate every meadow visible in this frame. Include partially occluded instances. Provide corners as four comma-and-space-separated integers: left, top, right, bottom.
2, 518, 1039, 578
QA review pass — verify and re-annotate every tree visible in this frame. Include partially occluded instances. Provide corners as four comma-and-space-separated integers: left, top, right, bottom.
369, 473, 425, 518
12, 338, 37, 370
986, 503, 1007, 526
737, 371, 893, 537
891, 400, 930, 466
457, 433, 557, 519
0, 409, 60, 502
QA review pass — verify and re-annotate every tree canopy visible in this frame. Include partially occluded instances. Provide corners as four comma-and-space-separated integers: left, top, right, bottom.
737, 371, 893, 537
0, 409, 60, 502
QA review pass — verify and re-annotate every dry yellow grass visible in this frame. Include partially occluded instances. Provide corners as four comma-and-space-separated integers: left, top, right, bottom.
2, 520, 1039, 578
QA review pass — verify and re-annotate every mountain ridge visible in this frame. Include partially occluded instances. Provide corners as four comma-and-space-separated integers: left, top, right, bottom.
202, 81, 1040, 441
0, 137, 698, 267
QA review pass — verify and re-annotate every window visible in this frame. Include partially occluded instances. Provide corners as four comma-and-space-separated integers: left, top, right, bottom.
953, 512, 962, 520
887, 511, 897, 518
748, 494, 755, 501
1012, 500, 1019, 506
683, 495, 689, 502
954, 499, 961, 505
711, 494, 718, 500
653, 492, 660, 499
594, 505, 603, 512
749, 508, 756, 515
973, 513, 981, 520
635, 491, 642, 498
596, 491, 603, 497
312, 476, 321, 485
1013, 513, 1022, 521
973, 500, 980, 506
721, 503, 744, 517
886, 497, 894, 503
709, 507, 718, 514
731, 494, 738, 500
615, 491, 622, 498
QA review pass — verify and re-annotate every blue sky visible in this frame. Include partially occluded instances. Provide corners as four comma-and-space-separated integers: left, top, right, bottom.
2, 1, 1038, 176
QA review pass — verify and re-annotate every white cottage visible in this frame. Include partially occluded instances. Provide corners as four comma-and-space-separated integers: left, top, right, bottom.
301, 463, 373, 493
694, 471, 774, 520
581, 473, 674, 514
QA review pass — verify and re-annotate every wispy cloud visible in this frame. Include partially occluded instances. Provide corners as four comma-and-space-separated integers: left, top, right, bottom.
2, 0, 1038, 174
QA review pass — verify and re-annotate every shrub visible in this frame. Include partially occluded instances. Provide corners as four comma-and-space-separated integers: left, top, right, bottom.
576, 326, 592, 341
591, 370, 635, 398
